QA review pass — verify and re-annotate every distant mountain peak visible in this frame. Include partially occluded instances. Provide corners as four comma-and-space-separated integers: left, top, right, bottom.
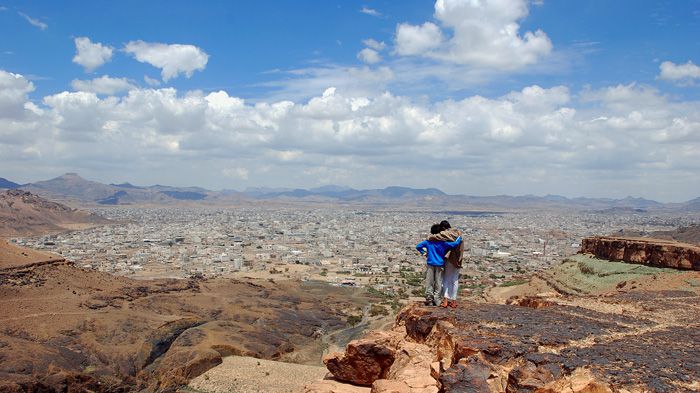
53, 172, 87, 182
111, 182, 143, 189
0, 177, 21, 189
309, 185, 354, 193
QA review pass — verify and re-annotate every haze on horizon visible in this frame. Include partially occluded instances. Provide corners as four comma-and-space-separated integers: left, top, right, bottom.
1, 0, 699, 203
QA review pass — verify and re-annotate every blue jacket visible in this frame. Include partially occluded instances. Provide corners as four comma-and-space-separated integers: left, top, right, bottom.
416, 237, 462, 267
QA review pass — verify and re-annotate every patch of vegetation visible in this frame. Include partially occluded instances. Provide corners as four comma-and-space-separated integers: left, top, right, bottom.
578, 261, 596, 275
369, 304, 389, 317
400, 270, 423, 287
367, 286, 393, 299
347, 314, 362, 327
499, 279, 529, 287
549, 254, 682, 295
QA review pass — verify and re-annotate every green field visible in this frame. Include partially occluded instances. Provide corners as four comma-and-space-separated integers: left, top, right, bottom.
543, 254, 681, 294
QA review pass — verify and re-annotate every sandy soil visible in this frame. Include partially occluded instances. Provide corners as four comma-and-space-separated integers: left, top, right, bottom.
188, 356, 329, 393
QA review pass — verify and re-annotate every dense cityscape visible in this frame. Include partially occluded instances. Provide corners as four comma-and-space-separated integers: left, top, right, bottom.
12, 207, 699, 299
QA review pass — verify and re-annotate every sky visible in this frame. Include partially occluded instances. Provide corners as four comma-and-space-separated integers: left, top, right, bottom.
1, 0, 700, 202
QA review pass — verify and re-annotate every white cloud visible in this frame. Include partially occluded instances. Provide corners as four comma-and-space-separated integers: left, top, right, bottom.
2, 68, 700, 200
394, 0, 552, 70
71, 75, 136, 95
362, 39, 386, 51
360, 7, 381, 17
222, 167, 249, 180
395, 22, 443, 56
658, 60, 700, 85
358, 48, 382, 64
72, 37, 114, 72
18, 11, 47, 30
124, 41, 209, 81
144, 75, 161, 86
0, 70, 36, 119
259, 65, 394, 102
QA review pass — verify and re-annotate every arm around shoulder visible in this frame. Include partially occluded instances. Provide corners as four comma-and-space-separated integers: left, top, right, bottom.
446, 236, 462, 249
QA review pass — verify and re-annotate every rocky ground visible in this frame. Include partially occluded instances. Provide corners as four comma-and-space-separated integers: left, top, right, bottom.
307, 255, 700, 392
0, 250, 376, 392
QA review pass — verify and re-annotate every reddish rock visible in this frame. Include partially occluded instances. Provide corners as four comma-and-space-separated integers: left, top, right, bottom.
324, 333, 399, 386
439, 355, 505, 393
386, 340, 438, 393
371, 379, 410, 393
580, 236, 700, 270
391, 296, 700, 392
507, 359, 561, 392
506, 296, 553, 309
536, 368, 612, 393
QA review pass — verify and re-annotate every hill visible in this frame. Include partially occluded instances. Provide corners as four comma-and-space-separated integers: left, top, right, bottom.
0, 177, 21, 189
0, 189, 109, 237
23, 172, 117, 201
0, 239, 63, 269
0, 243, 379, 392
612, 225, 700, 247
651, 225, 700, 245
23, 173, 215, 205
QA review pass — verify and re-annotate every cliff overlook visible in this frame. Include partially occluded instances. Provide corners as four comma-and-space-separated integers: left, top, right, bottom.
304, 242, 700, 393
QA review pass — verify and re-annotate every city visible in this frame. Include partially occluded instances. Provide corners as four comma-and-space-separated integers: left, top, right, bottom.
13, 207, 698, 299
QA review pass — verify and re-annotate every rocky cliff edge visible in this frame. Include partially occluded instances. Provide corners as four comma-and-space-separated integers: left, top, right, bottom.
307, 288, 700, 393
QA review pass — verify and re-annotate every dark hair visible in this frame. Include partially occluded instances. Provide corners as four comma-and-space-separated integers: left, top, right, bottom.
430, 224, 442, 234
440, 220, 451, 230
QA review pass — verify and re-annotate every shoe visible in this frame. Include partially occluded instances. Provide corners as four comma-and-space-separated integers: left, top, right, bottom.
449, 300, 457, 308
439, 299, 449, 308
424, 299, 432, 306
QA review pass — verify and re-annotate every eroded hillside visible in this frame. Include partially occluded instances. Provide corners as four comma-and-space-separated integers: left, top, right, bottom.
0, 254, 376, 392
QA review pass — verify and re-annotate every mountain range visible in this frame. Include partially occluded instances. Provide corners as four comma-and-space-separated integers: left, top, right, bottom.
1, 173, 698, 211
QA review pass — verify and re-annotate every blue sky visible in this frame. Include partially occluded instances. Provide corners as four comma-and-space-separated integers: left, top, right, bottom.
1, 0, 700, 201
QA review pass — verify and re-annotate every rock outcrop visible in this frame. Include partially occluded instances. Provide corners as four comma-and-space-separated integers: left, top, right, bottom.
580, 236, 700, 270
310, 289, 700, 392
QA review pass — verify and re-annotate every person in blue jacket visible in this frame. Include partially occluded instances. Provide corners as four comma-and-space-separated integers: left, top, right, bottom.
416, 224, 462, 306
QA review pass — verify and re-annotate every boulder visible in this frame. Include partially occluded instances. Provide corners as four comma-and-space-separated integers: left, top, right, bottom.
386, 341, 438, 393
324, 332, 400, 386
439, 355, 507, 393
